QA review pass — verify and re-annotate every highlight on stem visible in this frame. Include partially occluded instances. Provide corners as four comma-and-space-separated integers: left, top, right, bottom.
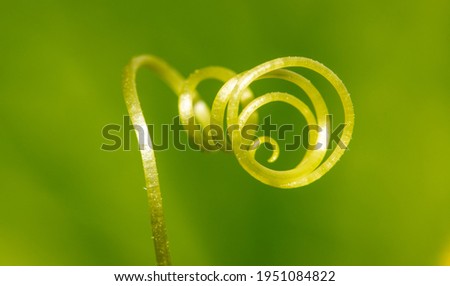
122, 55, 354, 265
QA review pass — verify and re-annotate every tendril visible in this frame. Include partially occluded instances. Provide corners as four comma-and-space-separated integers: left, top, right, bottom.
122, 55, 354, 265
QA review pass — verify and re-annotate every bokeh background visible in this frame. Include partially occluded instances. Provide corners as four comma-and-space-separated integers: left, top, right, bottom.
1, 0, 449, 265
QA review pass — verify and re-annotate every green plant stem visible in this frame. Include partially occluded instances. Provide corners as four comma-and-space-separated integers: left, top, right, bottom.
122, 54, 354, 265
122, 55, 184, 266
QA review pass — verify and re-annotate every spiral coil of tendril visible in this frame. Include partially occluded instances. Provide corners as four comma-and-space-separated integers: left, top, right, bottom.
122, 55, 354, 265
124, 55, 354, 189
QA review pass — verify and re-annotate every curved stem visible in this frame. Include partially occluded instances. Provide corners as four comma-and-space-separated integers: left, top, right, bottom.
122, 55, 184, 265
122, 54, 354, 265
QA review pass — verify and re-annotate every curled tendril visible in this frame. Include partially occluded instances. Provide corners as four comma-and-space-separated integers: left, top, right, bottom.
122, 55, 354, 265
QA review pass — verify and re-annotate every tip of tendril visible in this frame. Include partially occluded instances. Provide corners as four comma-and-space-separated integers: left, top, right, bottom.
267, 150, 279, 163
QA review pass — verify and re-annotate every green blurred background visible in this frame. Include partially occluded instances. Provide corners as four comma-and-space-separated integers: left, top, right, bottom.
1, 0, 449, 265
